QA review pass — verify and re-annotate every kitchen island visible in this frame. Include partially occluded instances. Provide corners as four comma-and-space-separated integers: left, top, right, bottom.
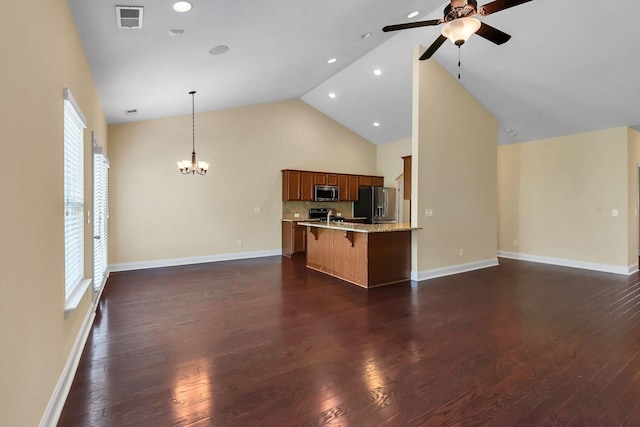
298, 221, 417, 288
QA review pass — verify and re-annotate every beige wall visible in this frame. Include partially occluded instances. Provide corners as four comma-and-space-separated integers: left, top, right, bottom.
108, 100, 377, 265
412, 51, 498, 274
0, 0, 107, 426
376, 137, 411, 187
497, 127, 630, 268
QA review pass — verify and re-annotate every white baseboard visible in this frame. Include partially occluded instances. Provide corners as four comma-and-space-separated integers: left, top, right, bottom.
411, 258, 499, 282
497, 251, 636, 276
109, 249, 282, 272
39, 307, 96, 427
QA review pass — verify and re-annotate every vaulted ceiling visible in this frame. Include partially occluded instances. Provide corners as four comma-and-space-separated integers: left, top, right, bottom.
68, 0, 640, 145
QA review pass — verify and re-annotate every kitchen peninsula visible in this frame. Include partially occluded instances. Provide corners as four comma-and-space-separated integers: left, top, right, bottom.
299, 221, 417, 288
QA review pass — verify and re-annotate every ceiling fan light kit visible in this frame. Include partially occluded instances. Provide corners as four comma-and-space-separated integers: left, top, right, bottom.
441, 17, 481, 46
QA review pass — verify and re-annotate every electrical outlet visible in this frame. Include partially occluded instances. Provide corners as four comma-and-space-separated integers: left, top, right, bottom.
294, 213, 300, 218
426, 208, 433, 217
513, 240, 519, 247
459, 248, 464, 257
612, 209, 619, 217
337, 212, 342, 217
254, 207, 261, 214
237, 240, 242, 246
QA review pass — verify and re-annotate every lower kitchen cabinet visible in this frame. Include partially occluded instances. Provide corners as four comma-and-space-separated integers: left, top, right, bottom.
282, 220, 307, 257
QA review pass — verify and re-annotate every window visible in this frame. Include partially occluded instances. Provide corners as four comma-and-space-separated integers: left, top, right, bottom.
63, 88, 88, 306
93, 137, 109, 294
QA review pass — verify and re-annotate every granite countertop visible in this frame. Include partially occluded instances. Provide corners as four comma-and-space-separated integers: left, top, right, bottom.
297, 221, 418, 233
282, 217, 366, 222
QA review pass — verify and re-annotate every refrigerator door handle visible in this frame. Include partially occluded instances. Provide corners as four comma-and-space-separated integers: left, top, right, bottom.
384, 190, 388, 216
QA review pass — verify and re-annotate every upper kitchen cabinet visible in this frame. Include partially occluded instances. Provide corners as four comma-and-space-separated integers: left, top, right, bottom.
301, 171, 314, 200
283, 170, 301, 200
282, 170, 314, 201
402, 156, 411, 200
359, 176, 372, 187
348, 175, 359, 201
337, 174, 349, 201
282, 169, 385, 202
314, 173, 327, 185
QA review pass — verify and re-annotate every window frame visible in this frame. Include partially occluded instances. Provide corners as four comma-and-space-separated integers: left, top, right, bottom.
63, 88, 91, 312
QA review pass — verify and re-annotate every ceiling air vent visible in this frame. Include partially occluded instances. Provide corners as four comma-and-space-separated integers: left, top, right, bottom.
116, 6, 144, 29
125, 109, 138, 117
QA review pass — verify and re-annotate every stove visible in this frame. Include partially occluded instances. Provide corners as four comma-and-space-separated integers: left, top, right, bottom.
308, 208, 344, 222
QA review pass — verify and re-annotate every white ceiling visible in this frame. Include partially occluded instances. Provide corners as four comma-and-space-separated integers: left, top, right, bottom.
68, 0, 640, 145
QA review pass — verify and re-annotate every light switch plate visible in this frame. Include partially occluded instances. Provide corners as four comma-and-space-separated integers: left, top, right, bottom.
612, 209, 619, 217
426, 208, 433, 217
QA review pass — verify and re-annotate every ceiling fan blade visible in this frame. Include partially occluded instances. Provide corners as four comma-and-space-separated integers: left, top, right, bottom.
383, 19, 441, 32
475, 22, 511, 45
480, 0, 533, 16
419, 35, 447, 60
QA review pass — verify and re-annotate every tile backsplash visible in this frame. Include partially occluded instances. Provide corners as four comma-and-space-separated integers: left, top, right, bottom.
282, 201, 354, 219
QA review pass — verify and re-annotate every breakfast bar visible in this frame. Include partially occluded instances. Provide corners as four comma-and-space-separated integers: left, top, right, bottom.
298, 221, 417, 288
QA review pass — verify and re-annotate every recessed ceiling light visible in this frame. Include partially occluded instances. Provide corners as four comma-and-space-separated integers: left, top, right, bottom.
361, 33, 372, 39
172, 1, 192, 12
208, 45, 229, 55
373, 69, 382, 76
329, 92, 336, 99
408, 11, 420, 18
327, 58, 337, 64
373, 122, 380, 127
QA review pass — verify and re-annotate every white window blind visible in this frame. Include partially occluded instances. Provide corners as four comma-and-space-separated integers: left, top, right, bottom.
64, 89, 87, 298
93, 145, 109, 292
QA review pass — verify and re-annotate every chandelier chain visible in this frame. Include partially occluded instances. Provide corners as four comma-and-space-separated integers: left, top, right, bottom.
191, 91, 195, 153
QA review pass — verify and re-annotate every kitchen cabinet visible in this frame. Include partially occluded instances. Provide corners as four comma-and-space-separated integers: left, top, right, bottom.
402, 156, 411, 200
282, 220, 306, 257
282, 170, 302, 201
314, 173, 327, 185
305, 224, 412, 288
359, 176, 372, 187
337, 174, 349, 201
348, 175, 359, 200
301, 171, 314, 201
372, 176, 384, 187
282, 170, 314, 201
283, 169, 385, 201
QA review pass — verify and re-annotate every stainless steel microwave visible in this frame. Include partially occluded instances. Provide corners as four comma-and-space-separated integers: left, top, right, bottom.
314, 185, 340, 202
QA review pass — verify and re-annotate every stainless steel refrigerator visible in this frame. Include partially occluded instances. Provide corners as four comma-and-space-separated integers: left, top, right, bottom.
354, 187, 397, 224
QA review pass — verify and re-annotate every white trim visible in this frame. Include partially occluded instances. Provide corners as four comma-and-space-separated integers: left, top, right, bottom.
62, 88, 87, 126
94, 270, 110, 302
39, 307, 96, 427
497, 251, 635, 276
109, 249, 282, 272
411, 258, 499, 282
64, 278, 92, 314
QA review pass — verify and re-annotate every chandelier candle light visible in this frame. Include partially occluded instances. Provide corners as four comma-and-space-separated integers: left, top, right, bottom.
177, 90, 209, 175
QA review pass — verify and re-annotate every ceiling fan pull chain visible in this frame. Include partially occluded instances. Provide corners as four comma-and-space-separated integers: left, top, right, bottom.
458, 45, 462, 79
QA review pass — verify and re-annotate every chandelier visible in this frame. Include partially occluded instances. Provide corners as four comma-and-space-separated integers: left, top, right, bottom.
177, 90, 209, 175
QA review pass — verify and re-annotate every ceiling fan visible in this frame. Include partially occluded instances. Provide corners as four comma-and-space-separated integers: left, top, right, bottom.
383, 0, 533, 61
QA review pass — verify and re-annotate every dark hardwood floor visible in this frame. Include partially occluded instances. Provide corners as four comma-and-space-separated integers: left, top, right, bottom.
58, 256, 640, 426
